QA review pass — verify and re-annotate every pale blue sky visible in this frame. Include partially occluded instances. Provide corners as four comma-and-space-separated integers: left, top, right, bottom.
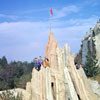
0, 0, 100, 62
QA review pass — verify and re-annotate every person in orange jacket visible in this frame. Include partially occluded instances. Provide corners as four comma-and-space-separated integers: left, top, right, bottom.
44, 58, 50, 68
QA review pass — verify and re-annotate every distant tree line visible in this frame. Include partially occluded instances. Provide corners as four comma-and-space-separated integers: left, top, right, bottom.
0, 56, 34, 91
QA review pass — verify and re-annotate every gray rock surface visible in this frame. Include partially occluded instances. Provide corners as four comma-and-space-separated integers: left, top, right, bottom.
76, 21, 100, 66
89, 80, 100, 97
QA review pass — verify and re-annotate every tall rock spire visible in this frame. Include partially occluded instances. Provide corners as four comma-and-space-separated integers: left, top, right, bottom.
45, 32, 58, 61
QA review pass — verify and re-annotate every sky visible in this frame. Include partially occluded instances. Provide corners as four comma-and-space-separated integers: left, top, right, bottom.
0, 0, 100, 62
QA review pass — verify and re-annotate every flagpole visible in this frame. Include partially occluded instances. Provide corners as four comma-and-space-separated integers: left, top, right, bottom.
50, 11, 51, 33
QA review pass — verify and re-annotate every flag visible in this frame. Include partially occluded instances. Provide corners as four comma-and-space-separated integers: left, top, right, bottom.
50, 8, 53, 15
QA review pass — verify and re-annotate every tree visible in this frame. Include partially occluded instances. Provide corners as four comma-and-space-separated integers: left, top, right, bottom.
1, 56, 7, 68
0, 56, 33, 90
84, 51, 100, 77
0, 58, 2, 65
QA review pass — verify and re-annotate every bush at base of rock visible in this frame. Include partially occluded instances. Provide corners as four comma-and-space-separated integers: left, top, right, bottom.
0, 90, 22, 100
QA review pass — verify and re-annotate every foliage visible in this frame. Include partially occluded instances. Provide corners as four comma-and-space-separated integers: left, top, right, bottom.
0, 56, 7, 68
14, 74, 31, 89
0, 56, 34, 90
0, 90, 22, 100
84, 51, 100, 77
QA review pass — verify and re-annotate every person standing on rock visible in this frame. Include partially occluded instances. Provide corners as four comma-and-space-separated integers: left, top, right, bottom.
38, 56, 43, 65
44, 58, 50, 68
37, 56, 43, 71
80, 64, 83, 68
75, 62, 79, 70
44, 58, 53, 100
33, 58, 39, 71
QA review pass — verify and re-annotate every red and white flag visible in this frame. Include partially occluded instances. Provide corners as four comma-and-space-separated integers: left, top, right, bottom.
50, 8, 53, 15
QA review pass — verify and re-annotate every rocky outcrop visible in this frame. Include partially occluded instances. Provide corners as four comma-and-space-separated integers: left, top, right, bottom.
89, 80, 100, 97
45, 32, 66, 100
75, 20, 100, 66
45, 32, 58, 70
44, 32, 100, 100
68, 56, 100, 100
26, 66, 46, 100
63, 44, 79, 100
0, 88, 31, 100
1, 32, 100, 100
94, 21, 100, 66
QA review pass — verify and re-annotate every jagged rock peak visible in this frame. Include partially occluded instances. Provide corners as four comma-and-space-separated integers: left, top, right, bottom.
48, 32, 56, 44
45, 32, 58, 59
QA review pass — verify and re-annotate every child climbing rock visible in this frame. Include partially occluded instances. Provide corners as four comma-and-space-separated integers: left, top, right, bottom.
38, 56, 43, 65
75, 62, 79, 70
37, 56, 43, 71
33, 58, 39, 71
44, 58, 50, 68
33, 57, 41, 71
44, 58, 53, 100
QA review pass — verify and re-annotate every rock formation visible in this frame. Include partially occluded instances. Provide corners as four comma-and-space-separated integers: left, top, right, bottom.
45, 32, 66, 100
26, 32, 100, 100
26, 66, 46, 100
75, 20, 100, 66
1, 32, 100, 100
89, 80, 100, 97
